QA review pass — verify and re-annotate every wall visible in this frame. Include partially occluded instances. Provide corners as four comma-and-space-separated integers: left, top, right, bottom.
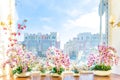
109, 0, 120, 74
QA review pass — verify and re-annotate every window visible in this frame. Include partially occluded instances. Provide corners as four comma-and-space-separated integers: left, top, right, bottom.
16, 0, 108, 65
0, 0, 108, 74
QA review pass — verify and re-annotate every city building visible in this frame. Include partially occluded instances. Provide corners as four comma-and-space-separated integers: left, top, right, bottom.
64, 32, 106, 60
22, 32, 60, 57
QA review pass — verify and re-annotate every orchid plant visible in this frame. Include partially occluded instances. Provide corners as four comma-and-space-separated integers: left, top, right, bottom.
87, 44, 119, 71
46, 47, 70, 75
3, 44, 36, 74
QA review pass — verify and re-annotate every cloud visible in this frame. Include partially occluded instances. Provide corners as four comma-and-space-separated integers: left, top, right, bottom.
82, 0, 91, 5
20, 0, 53, 10
41, 25, 55, 33
63, 9, 100, 32
66, 9, 82, 17
18, 0, 102, 49
45, 0, 92, 17
40, 17, 52, 22
60, 8, 106, 49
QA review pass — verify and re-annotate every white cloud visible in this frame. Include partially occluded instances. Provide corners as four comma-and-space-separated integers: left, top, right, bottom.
60, 9, 106, 49
40, 17, 52, 22
66, 9, 82, 17
63, 9, 100, 32
82, 0, 91, 5
45, 0, 91, 17
20, 0, 103, 49
41, 25, 55, 33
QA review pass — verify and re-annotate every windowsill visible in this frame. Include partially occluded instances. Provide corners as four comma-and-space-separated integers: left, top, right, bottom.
0, 73, 120, 80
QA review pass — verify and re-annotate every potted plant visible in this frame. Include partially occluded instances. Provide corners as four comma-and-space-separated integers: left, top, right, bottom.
71, 65, 80, 76
46, 47, 70, 76
3, 44, 36, 77
51, 66, 64, 75
79, 64, 93, 74
12, 65, 31, 77
37, 64, 47, 76
87, 44, 119, 76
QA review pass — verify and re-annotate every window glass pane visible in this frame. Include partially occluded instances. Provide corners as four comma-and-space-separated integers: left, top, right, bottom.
16, 0, 107, 66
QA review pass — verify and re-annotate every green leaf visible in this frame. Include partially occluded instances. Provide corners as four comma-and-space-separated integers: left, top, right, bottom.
12, 70, 17, 75
27, 67, 32, 72
93, 64, 111, 71
17, 70, 22, 74
73, 69, 79, 73
40, 69, 46, 73
51, 67, 57, 73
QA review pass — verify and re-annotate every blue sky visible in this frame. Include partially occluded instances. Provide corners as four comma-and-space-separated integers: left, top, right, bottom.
16, 0, 103, 48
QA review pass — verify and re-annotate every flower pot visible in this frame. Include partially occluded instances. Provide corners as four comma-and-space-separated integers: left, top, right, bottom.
51, 73, 60, 77
73, 73, 80, 77
1, 68, 6, 76
15, 72, 31, 77
80, 70, 93, 74
94, 70, 111, 76
40, 73, 46, 76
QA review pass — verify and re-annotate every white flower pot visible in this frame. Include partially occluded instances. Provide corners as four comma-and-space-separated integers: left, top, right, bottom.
40, 73, 46, 76
80, 70, 93, 74
15, 72, 31, 77
94, 70, 111, 76
73, 73, 80, 77
51, 73, 60, 77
